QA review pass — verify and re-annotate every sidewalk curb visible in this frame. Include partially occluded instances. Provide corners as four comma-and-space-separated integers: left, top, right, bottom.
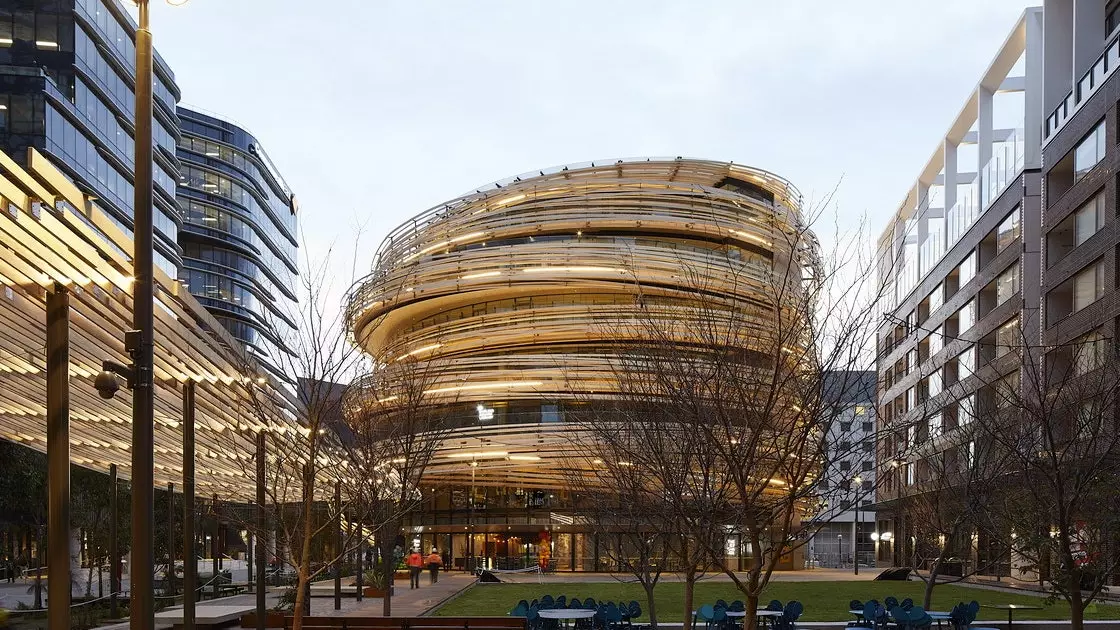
422, 577, 478, 617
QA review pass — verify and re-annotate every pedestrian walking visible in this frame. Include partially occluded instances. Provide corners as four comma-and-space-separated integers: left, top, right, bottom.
426, 548, 441, 584
407, 548, 423, 589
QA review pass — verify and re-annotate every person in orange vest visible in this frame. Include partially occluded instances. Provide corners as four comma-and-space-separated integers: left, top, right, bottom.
426, 548, 442, 584
407, 548, 424, 589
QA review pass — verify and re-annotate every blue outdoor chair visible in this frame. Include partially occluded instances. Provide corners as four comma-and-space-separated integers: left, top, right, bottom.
541, 595, 555, 608
901, 598, 915, 611
628, 601, 642, 619
709, 607, 728, 630
511, 601, 530, 617
556, 595, 567, 608
695, 604, 716, 627
730, 600, 745, 612
885, 597, 900, 611
768, 600, 784, 611
774, 601, 803, 630
891, 605, 933, 630
863, 601, 888, 630
949, 601, 999, 630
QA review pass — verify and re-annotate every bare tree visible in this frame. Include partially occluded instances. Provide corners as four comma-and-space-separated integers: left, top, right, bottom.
343, 352, 456, 616
564, 207, 888, 629
971, 332, 1120, 630
209, 243, 370, 630
566, 408, 680, 629
888, 415, 1007, 608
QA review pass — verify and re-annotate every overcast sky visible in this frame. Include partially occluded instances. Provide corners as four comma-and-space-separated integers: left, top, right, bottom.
147, 0, 1036, 292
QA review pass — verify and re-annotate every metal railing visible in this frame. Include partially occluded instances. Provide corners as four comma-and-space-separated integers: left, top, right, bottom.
1045, 30, 1120, 142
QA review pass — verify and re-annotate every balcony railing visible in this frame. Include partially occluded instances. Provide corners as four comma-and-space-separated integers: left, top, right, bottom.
883, 128, 1025, 311
1044, 30, 1120, 142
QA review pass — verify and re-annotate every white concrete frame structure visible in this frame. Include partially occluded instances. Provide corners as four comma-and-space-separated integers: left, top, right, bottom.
877, 8, 1043, 308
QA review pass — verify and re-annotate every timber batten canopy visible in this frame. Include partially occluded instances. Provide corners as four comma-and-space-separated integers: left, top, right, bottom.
0, 148, 299, 497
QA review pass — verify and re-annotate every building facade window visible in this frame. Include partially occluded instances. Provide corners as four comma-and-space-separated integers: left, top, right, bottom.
996, 208, 1021, 253
928, 283, 944, 314
1073, 329, 1107, 375
958, 299, 976, 332
996, 265, 1019, 305
928, 369, 942, 398
1073, 260, 1105, 312
928, 412, 942, 438
959, 394, 976, 426
1074, 192, 1105, 246
959, 345, 976, 381
1073, 121, 1106, 181
996, 316, 1019, 358
929, 326, 944, 357
958, 251, 976, 286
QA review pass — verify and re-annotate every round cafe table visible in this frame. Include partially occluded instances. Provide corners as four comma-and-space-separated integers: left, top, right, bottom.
983, 603, 1042, 630
726, 609, 783, 628
537, 608, 596, 630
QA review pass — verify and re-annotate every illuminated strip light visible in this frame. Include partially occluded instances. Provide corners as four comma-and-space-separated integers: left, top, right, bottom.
404, 231, 487, 262
522, 266, 623, 274
425, 380, 543, 395
395, 343, 442, 361
35, 41, 58, 49
461, 271, 502, 280
447, 451, 508, 459
508, 455, 542, 461
491, 193, 526, 209
729, 228, 773, 247
0, 38, 13, 46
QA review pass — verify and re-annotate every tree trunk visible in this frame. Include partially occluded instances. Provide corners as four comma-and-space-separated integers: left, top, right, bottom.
745, 595, 760, 630
922, 556, 942, 610
643, 580, 658, 630
382, 538, 395, 617
1068, 572, 1084, 630
291, 465, 318, 630
682, 569, 696, 630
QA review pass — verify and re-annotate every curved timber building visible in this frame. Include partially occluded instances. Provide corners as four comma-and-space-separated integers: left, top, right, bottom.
347, 157, 808, 570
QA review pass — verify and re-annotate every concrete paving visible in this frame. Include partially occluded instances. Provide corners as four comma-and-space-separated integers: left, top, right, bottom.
83, 571, 474, 628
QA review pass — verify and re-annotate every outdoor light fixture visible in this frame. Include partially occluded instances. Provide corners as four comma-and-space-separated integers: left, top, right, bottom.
94, 330, 141, 399
871, 532, 880, 542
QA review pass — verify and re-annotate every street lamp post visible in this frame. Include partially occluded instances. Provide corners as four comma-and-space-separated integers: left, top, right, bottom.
852, 475, 863, 575
91, 2, 190, 626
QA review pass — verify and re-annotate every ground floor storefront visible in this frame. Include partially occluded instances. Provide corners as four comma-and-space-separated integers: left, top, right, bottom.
407, 525, 804, 573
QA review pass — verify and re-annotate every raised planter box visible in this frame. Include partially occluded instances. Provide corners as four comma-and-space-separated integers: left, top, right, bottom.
240, 611, 286, 628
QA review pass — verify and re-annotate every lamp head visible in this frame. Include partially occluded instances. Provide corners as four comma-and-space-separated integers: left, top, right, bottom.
94, 370, 121, 399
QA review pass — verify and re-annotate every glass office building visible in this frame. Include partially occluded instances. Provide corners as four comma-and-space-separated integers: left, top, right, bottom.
0, 1, 299, 375
176, 107, 299, 373
0, 0, 183, 275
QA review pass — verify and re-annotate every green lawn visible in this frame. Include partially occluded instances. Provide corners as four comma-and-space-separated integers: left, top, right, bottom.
435, 580, 1120, 621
